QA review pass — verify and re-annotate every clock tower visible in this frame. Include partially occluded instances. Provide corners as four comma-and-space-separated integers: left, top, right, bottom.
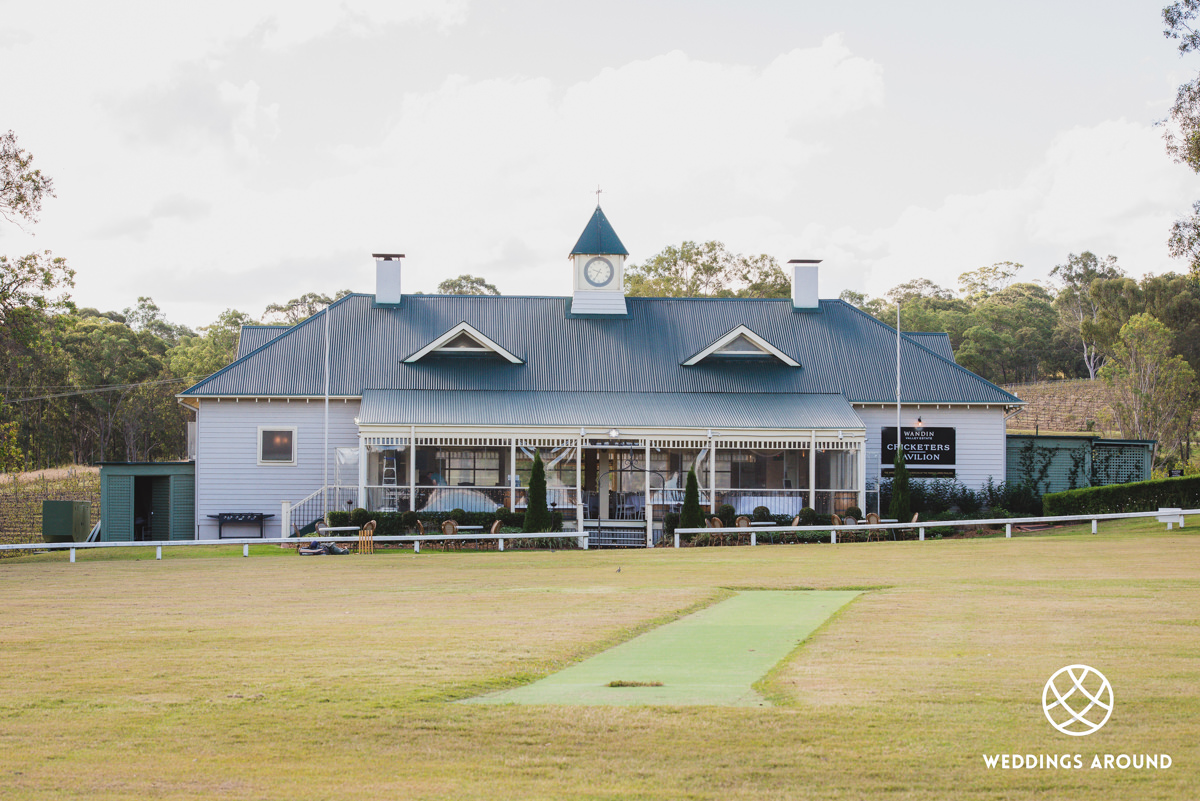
570, 205, 628, 315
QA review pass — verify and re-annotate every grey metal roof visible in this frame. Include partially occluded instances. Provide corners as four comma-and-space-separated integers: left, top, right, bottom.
903, 332, 954, 362
236, 325, 290, 359
570, 207, 629, 255
359, 390, 864, 430
182, 294, 1020, 405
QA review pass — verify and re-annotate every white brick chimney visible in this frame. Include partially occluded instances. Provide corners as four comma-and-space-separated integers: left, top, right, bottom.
374, 253, 404, 305
789, 259, 820, 310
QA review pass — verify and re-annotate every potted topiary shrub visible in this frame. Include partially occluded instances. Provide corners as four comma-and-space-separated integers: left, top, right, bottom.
752, 505, 771, 522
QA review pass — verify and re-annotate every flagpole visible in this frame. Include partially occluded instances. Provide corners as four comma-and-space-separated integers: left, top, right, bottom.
896, 304, 902, 460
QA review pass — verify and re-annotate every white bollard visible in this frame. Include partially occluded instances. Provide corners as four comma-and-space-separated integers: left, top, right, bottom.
751, 532, 757, 547
831, 530, 837, 544
919, 527, 925, 541
498, 538, 504, 552
1005, 523, 1011, 538
674, 532, 680, 548
156, 546, 162, 560
1091, 519, 1097, 534
243, 544, 249, 557
70, 547, 75, 563
414, 540, 420, 554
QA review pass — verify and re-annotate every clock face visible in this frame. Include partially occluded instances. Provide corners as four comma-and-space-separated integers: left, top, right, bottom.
584, 256, 615, 288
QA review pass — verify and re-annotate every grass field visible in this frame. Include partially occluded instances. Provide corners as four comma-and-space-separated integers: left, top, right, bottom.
2, 520, 1197, 799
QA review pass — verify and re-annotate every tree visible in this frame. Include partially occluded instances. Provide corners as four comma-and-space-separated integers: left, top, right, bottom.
958, 261, 1021, 300
522, 450, 550, 533
1051, 252, 1123, 380
1099, 313, 1198, 464
437, 275, 500, 295
0, 130, 54, 228
1162, 3, 1200, 275
625, 241, 790, 298
123, 296, 193, 345
679, 467, 705, 538
888, 451, 911, 522
0, 420, 24, 473
262, 290, 351, 324
956, 283, 1058, 384
169, 308, 257, 382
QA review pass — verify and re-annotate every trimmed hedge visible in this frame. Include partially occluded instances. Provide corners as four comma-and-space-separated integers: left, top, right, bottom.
1043, 475, 1200, 516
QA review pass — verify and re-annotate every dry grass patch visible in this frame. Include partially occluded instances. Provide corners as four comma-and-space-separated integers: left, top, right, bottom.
1, 523, 1197, 799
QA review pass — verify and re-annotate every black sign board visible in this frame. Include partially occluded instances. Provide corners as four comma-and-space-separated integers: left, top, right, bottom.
881, 467, 957, 479
881, 427, 956, 466
1169, 469, 1184, 477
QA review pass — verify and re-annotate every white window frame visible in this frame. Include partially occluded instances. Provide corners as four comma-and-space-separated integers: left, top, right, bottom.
682, 324, 800, 367
403, 321, 524, 364
257, 426, 298, 466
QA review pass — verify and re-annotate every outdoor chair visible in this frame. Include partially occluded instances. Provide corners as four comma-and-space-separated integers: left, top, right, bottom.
484, 518, 502, 550
707, 516, 725, 546
865, 512, 885, 542
898, 512, 919, 540
734, 515, 752, 545
440, 519, 459, 550
831, 513, 853, 543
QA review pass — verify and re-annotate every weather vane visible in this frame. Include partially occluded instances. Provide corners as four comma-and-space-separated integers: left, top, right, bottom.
595, 185, 603, 206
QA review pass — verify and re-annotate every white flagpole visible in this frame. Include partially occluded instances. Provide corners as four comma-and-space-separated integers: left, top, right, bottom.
896, 304, 902, 461
323, 301, 330, 518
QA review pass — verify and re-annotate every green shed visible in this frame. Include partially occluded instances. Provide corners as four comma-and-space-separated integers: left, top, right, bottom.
98, 462, 195, 542
1005, 435, 1154, 495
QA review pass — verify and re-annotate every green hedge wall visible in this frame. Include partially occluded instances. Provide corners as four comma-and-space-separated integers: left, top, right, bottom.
1043, 475, 1200, 516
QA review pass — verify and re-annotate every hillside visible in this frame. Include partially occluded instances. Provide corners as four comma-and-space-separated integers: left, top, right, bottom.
1002, 380, 1114, 434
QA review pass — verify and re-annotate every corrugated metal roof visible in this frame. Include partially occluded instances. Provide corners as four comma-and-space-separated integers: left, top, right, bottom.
182, 294, 1019, 405
570, 206, 629, 255
236, 325, 290, 359
359, 390, 864, 430
903, 332, 954, 362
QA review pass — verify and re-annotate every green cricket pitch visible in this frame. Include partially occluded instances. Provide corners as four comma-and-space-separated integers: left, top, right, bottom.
471, 590, 858, 706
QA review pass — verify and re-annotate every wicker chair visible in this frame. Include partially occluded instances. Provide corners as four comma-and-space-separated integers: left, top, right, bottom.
440, 519, 459, 550
865, 512, 885, 542
486, 518, 502, 550
831, 513, 853, 543
734, 515, 752, 545
707, 516, 724, 546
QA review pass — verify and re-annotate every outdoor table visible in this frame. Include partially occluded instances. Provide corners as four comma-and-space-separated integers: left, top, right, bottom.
208, 512, 274, 538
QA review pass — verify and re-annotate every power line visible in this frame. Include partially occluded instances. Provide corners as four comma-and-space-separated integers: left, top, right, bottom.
2, 375, 203, 404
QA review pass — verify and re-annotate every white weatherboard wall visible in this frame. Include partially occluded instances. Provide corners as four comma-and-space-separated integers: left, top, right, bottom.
195, 399, 361, 539
854, 405, 1007, 488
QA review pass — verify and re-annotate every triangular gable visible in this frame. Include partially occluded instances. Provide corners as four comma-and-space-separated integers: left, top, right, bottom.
403, 321, 523, 364
682, 324, 800, 367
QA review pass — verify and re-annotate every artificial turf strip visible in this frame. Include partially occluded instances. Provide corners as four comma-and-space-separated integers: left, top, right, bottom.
469, 589, 858, 707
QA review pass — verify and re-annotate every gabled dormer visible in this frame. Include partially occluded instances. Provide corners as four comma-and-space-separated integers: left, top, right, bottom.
683, 324, 800, 367
404, 321, 523, 364
570, 205, 629, 316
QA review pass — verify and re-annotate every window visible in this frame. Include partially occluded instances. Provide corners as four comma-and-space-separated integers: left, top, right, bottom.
258, 427, 297, 465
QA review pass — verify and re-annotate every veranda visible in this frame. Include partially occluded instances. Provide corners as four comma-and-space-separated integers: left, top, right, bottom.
352, 428, 866, 537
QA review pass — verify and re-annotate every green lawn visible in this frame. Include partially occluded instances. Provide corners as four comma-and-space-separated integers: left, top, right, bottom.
1, 521, 1197, 799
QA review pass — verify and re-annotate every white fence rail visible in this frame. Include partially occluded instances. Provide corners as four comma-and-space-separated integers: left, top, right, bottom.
672, 508, 1196, 548
0, 532, 585, 561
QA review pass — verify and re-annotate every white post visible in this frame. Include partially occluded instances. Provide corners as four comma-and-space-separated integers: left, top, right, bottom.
358, 435, 368, 510
281, 501, 291, 538
645, 440, 652, 548
857, 442, 866, 514
1005, 523, 1011, 538
156, 545, 162, 560
243, 543, 249, 557
709, 442, 717, 513
408, 426, 416, 512
896, 305, 902, 459
674, 531, 680, 548
414, 540, 420, 554
919, 527, 925, 541
751, 531, 757, 547
499, 537, 504, 552
1091, 519, 1097, 534
576, 436, 584, 548
70, 548, 75, 563
809, 431, 816, 511
830, 530, 836, 544
510, 437, 518, 513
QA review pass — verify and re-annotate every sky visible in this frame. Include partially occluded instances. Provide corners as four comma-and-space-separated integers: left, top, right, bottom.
2, 0, 1198, 329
